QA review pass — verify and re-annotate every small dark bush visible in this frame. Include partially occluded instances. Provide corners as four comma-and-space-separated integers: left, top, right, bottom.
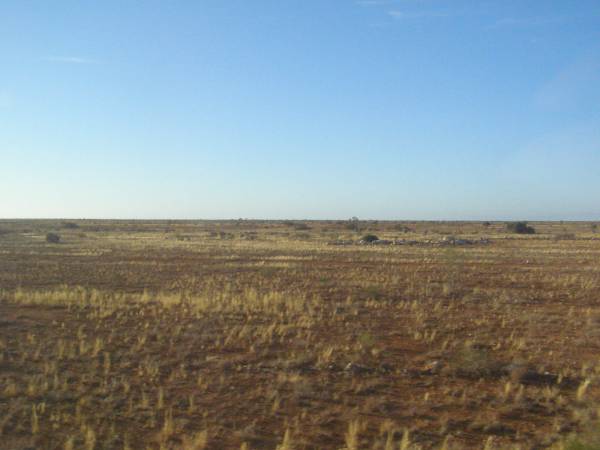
450, 345, 504, 379
62, 221, 79, 229
46, 232, 61, 243
293, 223, 311, 231
361, 234, 379, 243
482, 221, 491, 227
506, 221, 535, 234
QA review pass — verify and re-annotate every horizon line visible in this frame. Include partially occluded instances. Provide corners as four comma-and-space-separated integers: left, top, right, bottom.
1, 217, 598, 223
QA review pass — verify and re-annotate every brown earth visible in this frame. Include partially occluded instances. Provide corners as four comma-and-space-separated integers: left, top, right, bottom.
0, 219, 599, 449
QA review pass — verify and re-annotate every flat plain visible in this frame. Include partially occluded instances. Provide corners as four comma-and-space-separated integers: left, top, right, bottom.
1, 219, 599, 449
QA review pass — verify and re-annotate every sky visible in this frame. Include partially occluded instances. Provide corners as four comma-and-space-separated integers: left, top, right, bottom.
1, 1, 600, 220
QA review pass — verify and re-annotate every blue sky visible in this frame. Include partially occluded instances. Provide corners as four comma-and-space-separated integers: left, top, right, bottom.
1, 1, 599, 220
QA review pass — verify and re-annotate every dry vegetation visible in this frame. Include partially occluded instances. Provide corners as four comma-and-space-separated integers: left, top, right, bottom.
1, 219, 600, 449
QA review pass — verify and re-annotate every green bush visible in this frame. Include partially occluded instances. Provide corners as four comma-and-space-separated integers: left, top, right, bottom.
46, 232, 61, 243
450, 345, 503, 378
62, 221, 79, 229
506, 221, 535, 234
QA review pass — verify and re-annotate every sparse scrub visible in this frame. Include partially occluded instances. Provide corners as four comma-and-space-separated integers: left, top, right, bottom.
449, 344, 504, 378
506, 221, 536, 234
293, 222, 310, 230
61, 221, 79, 229
45, 232, 61, 243
0, 219, 598, 449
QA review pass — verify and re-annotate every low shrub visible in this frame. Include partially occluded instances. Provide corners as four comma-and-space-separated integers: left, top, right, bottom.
506, 221, 535, 234
293, 223, 310, 231
46, 232, 61, 243
62, 221, 79, 229
449, 345, 504, 378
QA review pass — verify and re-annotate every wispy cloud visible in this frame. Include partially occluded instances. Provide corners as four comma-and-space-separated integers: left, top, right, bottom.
42, 56, 101, 65
489, 16, 566, 29
355, 0, 452, 23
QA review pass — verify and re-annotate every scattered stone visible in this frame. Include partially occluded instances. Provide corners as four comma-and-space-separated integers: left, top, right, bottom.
442, 236, 492, 246
344, 362, 372, 375
372, 239, 393, 245
329, 237, 492, 247
422, 360, 444, 374
378, 363, 394, 373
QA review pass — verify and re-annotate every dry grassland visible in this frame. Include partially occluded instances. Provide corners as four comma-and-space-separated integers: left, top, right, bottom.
1, 219, 600, 449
